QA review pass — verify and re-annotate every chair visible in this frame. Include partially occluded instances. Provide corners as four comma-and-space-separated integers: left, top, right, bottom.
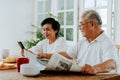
116, 44, 120, 55
116, 44, 120, 74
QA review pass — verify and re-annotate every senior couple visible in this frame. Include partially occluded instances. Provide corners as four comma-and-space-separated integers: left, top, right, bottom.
21, 10, 118, 75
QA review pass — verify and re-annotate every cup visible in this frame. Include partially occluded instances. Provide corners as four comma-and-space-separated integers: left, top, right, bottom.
1, 49, 9, 59
17, 57, 29, 72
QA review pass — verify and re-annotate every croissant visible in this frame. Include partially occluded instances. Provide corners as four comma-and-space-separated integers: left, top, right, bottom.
3, 57, 16, 63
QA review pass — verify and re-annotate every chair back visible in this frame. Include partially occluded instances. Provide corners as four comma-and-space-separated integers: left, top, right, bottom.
116, 44, 120, 74
116, 45, 120, 55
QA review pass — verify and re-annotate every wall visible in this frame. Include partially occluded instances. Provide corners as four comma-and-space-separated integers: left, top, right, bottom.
0, 0, 34, 55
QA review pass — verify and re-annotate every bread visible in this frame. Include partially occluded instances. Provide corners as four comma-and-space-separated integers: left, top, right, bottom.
0, 62, 4, 68
0, 61, 16, 69
3, 57, 16, 63
4, 63, 15, 68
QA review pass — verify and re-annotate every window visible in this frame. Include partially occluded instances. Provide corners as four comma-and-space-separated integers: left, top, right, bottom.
57, 0, 75, 41
35, 0, 52, 26
114, 0, 120, 43
35, 0, 114, 44
35, 0, 78, 45
79, 0, 113, 39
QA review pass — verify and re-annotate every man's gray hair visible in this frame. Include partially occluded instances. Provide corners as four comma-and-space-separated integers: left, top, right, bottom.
83, 10, 102, 25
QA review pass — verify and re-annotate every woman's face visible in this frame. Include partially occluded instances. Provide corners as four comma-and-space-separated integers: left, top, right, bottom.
42, 24, 57, 39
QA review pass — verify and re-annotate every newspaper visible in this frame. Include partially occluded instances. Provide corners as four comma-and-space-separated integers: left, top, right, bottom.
24, 50, 46, 70
24, 50, 81, 72
37, 53, 81, 72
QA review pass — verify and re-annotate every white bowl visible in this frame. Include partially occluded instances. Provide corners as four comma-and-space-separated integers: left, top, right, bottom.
20, 64, 40, 76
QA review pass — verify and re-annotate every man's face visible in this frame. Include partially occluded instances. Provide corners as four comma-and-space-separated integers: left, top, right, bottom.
79, 14, 93, 38
79, 21, 92, 38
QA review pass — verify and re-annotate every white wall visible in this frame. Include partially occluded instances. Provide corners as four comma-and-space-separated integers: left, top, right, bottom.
0, 0, 34, 55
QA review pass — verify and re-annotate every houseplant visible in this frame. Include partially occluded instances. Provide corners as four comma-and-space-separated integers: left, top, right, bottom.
23, 24, 44, 49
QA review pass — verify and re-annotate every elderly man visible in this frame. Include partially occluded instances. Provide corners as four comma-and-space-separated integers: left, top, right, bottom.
59, 10, 118, 75
36, 10, 118, 75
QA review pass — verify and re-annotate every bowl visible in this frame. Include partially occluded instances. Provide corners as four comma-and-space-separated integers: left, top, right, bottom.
20, 64, 40, 76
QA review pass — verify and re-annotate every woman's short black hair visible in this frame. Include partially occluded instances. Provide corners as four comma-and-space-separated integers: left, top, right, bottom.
41, 17, 60, 36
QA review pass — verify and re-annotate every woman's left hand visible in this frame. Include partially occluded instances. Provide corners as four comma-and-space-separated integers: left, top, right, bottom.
37, 53, 46, 58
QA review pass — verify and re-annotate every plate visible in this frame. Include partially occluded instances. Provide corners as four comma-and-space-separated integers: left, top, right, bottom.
0, 66, 16, 70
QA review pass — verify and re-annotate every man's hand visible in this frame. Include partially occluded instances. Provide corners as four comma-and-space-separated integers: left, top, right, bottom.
81, 64, 97, 75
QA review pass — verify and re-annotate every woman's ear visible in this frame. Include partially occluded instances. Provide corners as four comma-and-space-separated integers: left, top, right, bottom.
55, 30, 58, 34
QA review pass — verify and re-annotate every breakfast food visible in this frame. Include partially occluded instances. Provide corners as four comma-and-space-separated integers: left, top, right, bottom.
3, 57, 16, 63
0, 61, 16, 69
4, 63, 15, 68
0, 62, 4, 68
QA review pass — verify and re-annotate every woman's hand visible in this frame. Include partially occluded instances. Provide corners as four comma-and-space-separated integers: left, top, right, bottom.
37, 53, 46, 59
21, 49, 25, 57
37, 53, 52, 59
81, 64, 97, 75
21, 49, 31, 57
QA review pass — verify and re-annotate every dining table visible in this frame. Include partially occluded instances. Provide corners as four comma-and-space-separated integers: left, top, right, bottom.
0, 69, 120, 80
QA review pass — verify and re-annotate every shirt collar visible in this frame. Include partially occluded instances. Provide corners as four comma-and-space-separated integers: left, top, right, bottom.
84, 31, 105, 44
94, 31, 105, 42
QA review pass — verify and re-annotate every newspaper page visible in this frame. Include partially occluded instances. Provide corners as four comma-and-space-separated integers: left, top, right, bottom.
24, 50, 81, 72
45, 53, 81, 72
24, 50, 46, 70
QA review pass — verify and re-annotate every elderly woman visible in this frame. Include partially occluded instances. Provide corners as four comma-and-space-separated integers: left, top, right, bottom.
21, 18, 66, 59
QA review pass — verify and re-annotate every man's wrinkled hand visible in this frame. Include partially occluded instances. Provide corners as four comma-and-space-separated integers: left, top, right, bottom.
81, 64, 97, 75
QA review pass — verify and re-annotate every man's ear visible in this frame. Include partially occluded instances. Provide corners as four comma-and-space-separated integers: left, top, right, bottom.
92, 22, 94, 26
92, 21, 97, 27
90, 21, 94, 27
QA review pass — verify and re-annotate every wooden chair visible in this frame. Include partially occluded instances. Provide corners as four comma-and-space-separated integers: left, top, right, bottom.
116, 45, 120, 74
116, 44, 120, 55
